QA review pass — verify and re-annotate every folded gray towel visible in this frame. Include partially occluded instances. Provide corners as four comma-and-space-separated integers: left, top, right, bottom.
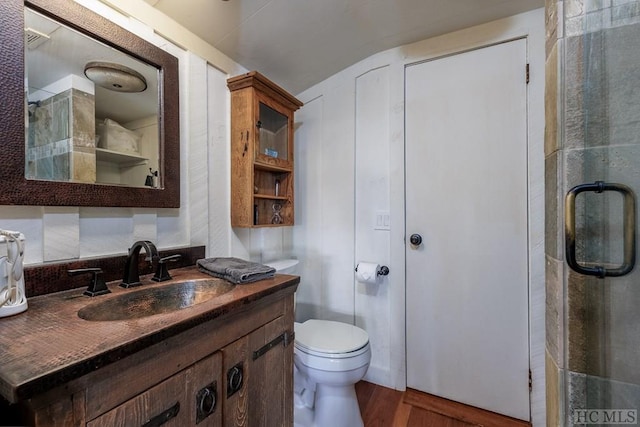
197, 257, 275, 284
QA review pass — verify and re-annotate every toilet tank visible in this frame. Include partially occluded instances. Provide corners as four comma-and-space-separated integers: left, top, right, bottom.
264, 259, 299, 274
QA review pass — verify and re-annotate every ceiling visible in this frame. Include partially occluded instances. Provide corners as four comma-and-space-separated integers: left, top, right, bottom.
144, 0, 544, 95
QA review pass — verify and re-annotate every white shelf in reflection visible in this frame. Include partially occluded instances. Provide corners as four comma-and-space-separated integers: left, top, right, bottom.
96, 148, 148, 168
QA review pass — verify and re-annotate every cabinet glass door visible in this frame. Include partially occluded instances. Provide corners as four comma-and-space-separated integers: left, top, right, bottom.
258, 102, 288, 162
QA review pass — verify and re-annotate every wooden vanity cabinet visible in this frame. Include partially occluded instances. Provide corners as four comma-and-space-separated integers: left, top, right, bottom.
18, 291, 295, 427
227, 71, 303, 228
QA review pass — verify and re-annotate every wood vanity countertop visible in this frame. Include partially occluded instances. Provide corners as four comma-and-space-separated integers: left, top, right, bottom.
0, 266, 299, 404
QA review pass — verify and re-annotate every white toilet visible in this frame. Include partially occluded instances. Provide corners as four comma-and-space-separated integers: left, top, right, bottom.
265, 259, 371, 427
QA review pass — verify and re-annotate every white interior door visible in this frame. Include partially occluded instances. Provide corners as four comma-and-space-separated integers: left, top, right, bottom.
405, 39, 530, 421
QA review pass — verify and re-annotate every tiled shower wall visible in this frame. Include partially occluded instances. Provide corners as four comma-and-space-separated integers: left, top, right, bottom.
26, 88, 96, 183
546, 0, 640, 425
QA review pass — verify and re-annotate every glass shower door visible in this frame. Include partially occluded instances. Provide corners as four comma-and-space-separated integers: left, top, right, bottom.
563, 1, 640, 424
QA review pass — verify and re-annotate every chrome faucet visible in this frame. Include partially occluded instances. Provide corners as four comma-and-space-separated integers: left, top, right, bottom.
120, 240, 159, 288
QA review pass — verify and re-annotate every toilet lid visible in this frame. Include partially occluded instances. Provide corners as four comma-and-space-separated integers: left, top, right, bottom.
295, 319, 369, 354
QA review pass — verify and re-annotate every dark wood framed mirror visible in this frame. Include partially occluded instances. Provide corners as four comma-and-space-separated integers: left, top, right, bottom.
0, 0, 180, 207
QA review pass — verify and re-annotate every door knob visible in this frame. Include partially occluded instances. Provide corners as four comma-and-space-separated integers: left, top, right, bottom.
409, 234, 422, 246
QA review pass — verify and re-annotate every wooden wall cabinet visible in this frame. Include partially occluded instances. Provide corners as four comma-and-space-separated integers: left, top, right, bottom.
227, 72, 303, 227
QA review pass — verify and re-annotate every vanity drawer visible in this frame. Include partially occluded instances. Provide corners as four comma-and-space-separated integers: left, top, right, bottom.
87, 352, 222, 427
87, 369, 188, 427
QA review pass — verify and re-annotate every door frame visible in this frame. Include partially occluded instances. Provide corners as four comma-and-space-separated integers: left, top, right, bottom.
385, 11, 546, 425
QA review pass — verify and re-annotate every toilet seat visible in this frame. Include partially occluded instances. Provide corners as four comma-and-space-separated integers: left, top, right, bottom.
294, 320, 370, 372
295, 341, 370, 359
295, 319, 369, 355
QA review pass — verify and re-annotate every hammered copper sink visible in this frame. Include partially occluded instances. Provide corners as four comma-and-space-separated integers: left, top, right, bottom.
77, 278, 236, 321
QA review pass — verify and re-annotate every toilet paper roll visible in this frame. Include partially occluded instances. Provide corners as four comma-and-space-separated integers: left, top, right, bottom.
355, 262, 379, 285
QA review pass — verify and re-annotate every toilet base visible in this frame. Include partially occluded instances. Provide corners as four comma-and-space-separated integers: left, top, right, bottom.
294, 405, 313, 427
293, 383, 363, 427
315, 383, 364, 427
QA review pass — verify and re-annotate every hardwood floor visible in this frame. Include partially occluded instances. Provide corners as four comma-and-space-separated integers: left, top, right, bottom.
355, 381, 531, 427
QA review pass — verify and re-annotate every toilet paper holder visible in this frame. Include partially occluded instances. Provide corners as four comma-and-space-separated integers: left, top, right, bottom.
354, 264, 389, 276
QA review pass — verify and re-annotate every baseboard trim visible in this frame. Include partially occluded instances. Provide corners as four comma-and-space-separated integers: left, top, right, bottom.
403, 388, 531, 427
362, 365, 390, 387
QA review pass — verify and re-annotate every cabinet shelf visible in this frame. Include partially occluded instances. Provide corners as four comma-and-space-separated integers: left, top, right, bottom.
254, 161, 292, 173
251, 223, 291, 228
254, 194, 290, 201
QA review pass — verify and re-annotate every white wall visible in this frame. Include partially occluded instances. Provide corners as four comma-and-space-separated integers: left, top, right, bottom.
292, 8, 546, 425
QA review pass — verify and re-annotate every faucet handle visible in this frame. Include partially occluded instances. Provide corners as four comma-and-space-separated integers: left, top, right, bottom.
69, 268, 111, 297
152, 254, 182, 282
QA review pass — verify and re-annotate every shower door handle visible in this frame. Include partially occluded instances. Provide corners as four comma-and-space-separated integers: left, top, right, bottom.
565, 181, 636, 278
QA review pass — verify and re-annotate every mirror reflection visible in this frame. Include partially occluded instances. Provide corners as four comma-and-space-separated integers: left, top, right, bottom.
24, 8, 160, 188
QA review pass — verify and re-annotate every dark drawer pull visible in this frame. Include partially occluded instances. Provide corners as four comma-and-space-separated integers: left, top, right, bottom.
196, 382, 217, 424
141, 401, 180, 427
252, 331, 294, 361
227, 363, 244, 398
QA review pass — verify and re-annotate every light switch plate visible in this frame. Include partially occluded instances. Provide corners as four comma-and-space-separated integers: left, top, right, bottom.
374, 211, 390, 230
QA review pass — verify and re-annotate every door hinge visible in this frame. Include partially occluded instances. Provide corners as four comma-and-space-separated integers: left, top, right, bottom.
529, 369, 532, 392
525, 63, 530, 84
252, 330, 294, 360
